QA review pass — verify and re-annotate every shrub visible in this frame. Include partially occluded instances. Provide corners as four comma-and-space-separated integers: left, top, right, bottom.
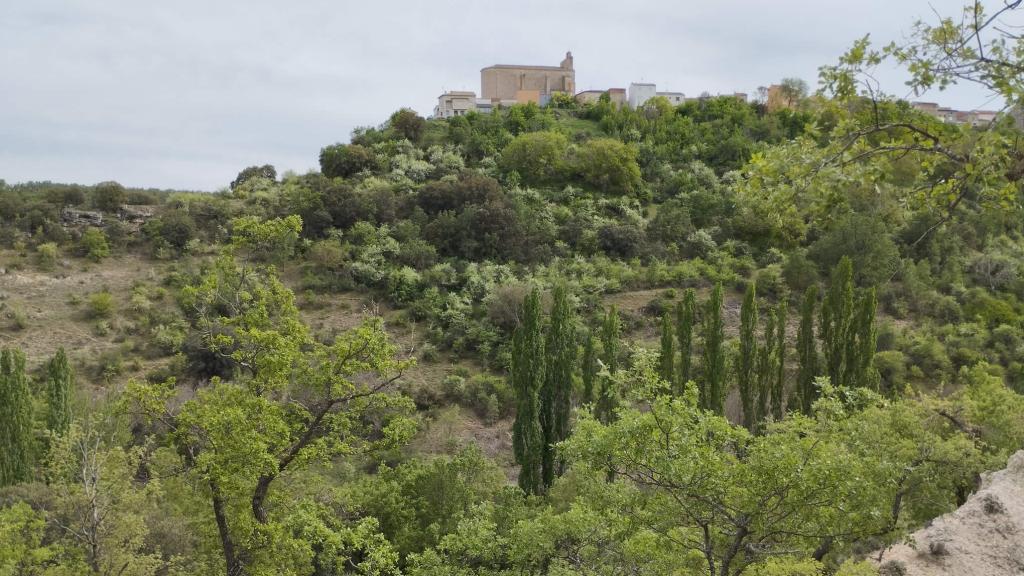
598, 222, 646, 258
144, 210, 197, 251
88, 291, 115, 319
36, 242, 59, 269
79, 228, 110, 262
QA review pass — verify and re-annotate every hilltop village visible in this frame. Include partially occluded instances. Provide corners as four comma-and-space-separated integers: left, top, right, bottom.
435, 51, 1006, 126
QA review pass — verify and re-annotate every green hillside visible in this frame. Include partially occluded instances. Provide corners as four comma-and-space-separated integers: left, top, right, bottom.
2, 4, 1024, 575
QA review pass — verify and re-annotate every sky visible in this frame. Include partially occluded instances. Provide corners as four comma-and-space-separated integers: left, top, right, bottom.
0, 0, 1013, 191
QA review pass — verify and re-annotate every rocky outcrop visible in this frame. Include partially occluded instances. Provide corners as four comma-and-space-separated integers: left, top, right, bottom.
876, 451, 1024, 576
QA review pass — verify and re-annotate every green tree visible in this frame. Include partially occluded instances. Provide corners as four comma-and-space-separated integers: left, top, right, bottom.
230, 164, 276, 190
92, 181, 125, 212
0, 348, 33, 487
596, 306, 621, 423
658, 311, 674, 385
389, 108, 426, 142
512, 288, 545, 495
821, 257, 854, 388
701, 284, 726, 414
756, 309, 777, 427
127, 255, 413, 575
571, 138, 642, 195
797, 286, 820, 414
319, 143, 378, 179
230, 214, 303, 263
581, 331, 597, 405
498, 131, 568, 186
46, 419, 164, 576
562, 379, 992, 576
46, 347, 73, 437
676, 289, 696, 393
850, 288, 878, 390
777, 77, 809, 107
738, 282, 759, 430
818, 3, 1022, 240
541, 285, 575, 488
772, 301, 788, 421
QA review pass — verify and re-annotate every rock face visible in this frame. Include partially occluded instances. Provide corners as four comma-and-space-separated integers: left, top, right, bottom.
877, 451, 1024, 576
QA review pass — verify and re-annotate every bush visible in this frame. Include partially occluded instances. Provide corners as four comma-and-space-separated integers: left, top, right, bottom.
144, 210, 197, 251
598, 222, 646, 258
79, 228, 110, 262
88, 291, 115, 319
35, 242, 59, 269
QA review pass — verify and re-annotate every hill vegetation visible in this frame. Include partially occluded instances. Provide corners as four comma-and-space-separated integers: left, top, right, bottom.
2, 2, 1024, 575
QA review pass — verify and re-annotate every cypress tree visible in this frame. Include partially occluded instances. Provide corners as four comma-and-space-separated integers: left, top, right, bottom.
755, 309, 777, 427
676, 289, 696, 394
797, 285, 820, 414
512, 289, 545, 495
46, 347, 73, 437
658, 311, 674, 386
821, 257, 854, 388
581, 331, 597, 405
772, 301, 787, 421
702, 284, 725, 414
738, 282, 758, 430
541, 285, 576, 488
596, 306, 620, 424
0, 348, 33, 487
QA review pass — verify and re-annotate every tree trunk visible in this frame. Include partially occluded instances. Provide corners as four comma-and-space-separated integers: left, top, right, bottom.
210, 479, 245, 576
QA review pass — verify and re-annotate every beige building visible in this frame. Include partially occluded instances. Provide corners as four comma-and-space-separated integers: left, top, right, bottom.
481, 52, 575, 104
575, 87, 627, 107
911, 101, 1000, 126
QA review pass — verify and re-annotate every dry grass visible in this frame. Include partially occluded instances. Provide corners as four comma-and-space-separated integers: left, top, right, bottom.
0, 250, 173, 387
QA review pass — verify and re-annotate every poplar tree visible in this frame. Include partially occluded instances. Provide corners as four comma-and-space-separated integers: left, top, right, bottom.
755, 309, 777, 427
702, 284, 725, 414
851, 288, 878, 390
581, 331, 597, 405
738, 282, 758, 430
596, 306, 620, 424
821, 257, 854, 388
46, 347, 73, 437
512, 289, 545, 495
541, 285, 576, 488
0, 348, 33, 487
658, 311, 674, 386
676, 289, 696, 394
797, 285, 820, 414
772, 301, 787, 421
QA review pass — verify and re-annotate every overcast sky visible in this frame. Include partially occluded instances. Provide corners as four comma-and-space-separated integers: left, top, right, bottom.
0, 0, 1012, 191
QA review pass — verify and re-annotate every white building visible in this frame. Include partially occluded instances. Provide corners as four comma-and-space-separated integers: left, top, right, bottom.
628, 82, 657, 108
657, 91, 686, 105
434, 91, 477, 118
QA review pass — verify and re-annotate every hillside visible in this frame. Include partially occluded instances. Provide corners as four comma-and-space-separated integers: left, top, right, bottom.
2, 4, 1024, 575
